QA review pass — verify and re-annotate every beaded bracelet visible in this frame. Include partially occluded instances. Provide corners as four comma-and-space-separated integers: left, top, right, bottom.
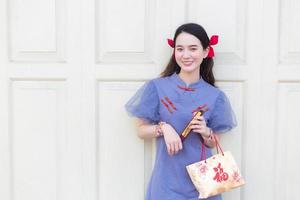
155, 121, 166, 137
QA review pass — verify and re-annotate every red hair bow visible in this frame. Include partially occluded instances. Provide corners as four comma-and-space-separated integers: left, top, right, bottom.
167, 35, 219, 58
207, 35, 219, 58
167, 38, 174, 48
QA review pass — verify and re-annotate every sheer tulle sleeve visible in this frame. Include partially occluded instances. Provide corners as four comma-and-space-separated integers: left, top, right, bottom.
208, 91, 237, 133
125, 80, 160, 124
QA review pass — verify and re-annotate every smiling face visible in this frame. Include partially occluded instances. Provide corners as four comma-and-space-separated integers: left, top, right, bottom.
174, 32, 209, 74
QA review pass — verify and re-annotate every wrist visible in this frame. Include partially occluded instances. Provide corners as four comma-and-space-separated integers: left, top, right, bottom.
156, 121, 167, 137
203, 127, 213, 140
203, 128, 216, 147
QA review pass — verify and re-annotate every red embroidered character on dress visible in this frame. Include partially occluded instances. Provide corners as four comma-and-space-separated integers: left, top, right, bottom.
160, 96, 177, 114
213, 163, 229, 182
164, 96, 177, 110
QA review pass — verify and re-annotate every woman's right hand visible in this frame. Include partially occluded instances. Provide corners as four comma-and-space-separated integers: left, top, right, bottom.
161, 123, 183, 156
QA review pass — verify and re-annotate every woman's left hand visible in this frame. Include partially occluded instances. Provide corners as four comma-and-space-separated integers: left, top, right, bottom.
190, 115, 211, 138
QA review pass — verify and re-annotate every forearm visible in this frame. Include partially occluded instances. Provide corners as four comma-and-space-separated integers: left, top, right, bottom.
136, 123, 159, 139
134, 118, 163, 139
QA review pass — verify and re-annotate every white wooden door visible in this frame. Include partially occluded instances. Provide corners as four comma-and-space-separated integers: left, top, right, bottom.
0, 0, 91, 199
1, 0, 299, 200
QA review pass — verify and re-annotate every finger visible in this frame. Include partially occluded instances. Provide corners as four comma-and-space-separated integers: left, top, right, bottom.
196, 119, 206, 127
174, 142, 180, 154
177, 140, 183, 152
199, 123, 206, 128
196, 122, 204, 127
191, 124, 203, 129
194, 115, 202, 120
195, 115, 200, 120
199, 126, 208, 132
199, 122, 207, 129
170, 143, 175, 155
198, 116, 205, 121
189, 125, 196, 129
192, 128, 201, 134
178, 141, 183, 150
167, 143, 172, 155
193, 128, 207, 135
191, 120, 201, 125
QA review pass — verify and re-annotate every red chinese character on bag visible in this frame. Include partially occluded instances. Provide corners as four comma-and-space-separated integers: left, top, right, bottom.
213, 163, 229, 182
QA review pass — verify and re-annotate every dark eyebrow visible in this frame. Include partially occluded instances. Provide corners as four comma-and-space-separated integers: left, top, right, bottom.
175, 45, 199, 48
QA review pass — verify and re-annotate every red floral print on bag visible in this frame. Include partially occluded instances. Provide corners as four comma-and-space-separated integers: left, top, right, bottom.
197, 163, 208, 175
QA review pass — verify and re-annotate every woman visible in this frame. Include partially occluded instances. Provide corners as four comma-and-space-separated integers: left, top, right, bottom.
125, 23, 237, 200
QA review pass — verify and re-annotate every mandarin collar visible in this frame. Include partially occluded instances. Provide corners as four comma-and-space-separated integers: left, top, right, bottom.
170, 73, 206, 89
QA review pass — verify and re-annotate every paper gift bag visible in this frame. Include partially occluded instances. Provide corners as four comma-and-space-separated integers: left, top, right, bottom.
186, 137, 245, 199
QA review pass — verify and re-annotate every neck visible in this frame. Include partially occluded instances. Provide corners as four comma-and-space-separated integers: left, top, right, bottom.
178, 70, 200, 86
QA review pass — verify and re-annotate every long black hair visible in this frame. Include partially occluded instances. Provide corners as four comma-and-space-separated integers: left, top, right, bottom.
161, 23, 216, 87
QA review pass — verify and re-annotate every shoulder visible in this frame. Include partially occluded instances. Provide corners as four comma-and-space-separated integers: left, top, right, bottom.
144, 76, 170, 94
201, 80, 230, 109
152, 75, 173, 87
202, 79, 223, 98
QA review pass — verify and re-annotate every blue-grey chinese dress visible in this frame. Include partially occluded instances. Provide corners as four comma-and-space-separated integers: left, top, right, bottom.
125, 73, 237, 200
